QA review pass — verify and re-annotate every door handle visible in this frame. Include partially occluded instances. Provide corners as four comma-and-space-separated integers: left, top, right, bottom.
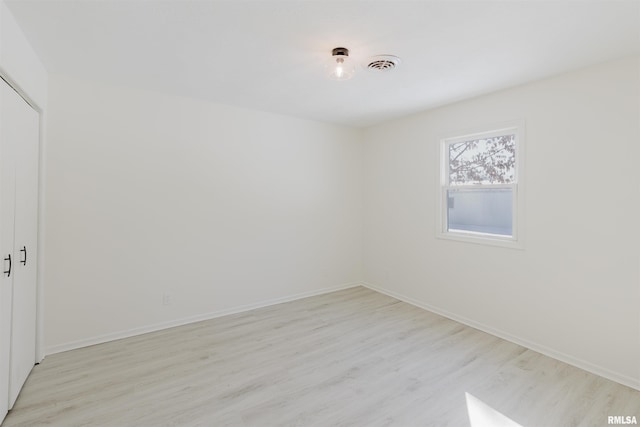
20, 246, 26, 266
4, 254, 11, 277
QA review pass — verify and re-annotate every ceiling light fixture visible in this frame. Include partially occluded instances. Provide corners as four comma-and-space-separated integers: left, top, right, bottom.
327, 47, 355, 81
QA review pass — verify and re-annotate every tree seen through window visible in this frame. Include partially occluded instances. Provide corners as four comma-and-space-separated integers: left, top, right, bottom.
448, 135, 515, 185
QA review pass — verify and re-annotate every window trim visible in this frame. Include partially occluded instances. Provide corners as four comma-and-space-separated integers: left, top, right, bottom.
436, 122, 525, 249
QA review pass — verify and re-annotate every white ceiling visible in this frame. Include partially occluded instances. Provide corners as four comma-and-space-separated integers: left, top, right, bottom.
5, 0, 640, 128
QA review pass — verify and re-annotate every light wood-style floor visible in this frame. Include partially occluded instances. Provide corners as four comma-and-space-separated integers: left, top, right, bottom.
3, 286, 640, 426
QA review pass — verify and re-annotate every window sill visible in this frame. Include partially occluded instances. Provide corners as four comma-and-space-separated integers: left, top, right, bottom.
436, 230, 523, 250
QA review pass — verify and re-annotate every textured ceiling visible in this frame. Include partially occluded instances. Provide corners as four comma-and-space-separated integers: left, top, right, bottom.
6, 0, 640, 127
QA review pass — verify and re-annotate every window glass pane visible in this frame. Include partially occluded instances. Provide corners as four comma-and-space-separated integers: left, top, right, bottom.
447, 188, 512, 236
449, 134, 515, 185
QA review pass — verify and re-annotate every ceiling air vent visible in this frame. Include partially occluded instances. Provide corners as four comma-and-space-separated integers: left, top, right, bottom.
365, 55, 401, 72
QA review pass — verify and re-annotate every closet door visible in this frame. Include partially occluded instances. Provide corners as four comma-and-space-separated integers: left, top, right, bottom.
0, 78, 39, 417
7, 81, 39, 409
0, 79, 18, 423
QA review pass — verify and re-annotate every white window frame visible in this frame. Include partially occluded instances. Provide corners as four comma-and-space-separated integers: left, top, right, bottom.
437, 122, 524, 249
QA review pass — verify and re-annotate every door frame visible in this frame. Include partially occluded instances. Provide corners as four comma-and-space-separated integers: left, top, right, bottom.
0, 71, 45, 363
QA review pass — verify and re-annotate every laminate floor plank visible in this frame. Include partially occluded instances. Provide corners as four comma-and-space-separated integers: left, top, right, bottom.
3, 286, 639, 426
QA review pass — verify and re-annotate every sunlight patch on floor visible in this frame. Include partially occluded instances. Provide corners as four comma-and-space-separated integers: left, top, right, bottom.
466, 392, 522, 427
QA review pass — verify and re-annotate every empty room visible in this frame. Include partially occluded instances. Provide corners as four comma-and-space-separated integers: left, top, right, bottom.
0, 0, 639, 426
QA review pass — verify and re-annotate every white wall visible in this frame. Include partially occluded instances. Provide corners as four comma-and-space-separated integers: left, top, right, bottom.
0, 1, 47, 107
45, 74, 362, 352
363, 57, 640, 389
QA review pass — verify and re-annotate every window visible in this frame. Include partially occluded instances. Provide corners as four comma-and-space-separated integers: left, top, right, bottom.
438, 124, 523, 248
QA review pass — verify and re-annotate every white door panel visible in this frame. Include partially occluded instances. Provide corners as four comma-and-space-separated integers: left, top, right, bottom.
9, 89, 38, 408
0, 79, 18, 424
0, 78, 39, 417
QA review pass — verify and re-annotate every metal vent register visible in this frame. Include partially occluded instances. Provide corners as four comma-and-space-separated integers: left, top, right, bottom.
365, 55, 401, 72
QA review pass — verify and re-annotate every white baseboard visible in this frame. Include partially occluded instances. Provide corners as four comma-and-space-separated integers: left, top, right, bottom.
46, 280, 640, 392
361, 281, 640, 392
46, 282, 361, 355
